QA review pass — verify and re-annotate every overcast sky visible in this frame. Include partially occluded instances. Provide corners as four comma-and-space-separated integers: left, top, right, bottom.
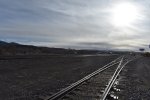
0, 0, 150, 51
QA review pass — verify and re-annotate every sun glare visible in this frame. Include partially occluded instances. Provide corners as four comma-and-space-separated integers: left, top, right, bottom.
111, 2, 139, 27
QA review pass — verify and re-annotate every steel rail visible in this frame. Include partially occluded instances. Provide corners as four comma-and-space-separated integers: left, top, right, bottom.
100, 56, 137, 100
100, 56, 124, 100
44, 56, 122, 100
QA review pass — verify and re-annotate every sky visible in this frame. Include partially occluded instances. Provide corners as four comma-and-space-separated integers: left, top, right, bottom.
0, 0, 150, 51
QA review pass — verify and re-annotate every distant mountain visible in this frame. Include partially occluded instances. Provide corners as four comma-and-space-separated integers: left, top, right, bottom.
0, 41, 21, 46
0, 40, 101, 55
0, 40, 9, 45
0, 40, 128, 56
9, 42, 20, 45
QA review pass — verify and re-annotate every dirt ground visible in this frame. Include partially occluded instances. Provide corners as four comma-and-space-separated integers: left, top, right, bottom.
0, 54, 118, 100
118, 56, 150, 100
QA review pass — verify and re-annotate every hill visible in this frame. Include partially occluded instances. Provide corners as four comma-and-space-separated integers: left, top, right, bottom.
0, 41, 103, 55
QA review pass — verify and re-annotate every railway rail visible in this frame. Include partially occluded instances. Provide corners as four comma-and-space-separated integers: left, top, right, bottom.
41, 55, 138, 100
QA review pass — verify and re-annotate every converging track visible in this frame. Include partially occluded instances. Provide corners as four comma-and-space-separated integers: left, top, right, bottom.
41, 55, 139, 100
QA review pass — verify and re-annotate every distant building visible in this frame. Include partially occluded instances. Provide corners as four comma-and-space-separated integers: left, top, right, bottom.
139, 48, 145, 52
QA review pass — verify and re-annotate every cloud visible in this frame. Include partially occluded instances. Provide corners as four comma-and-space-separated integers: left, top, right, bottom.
0, 0, 150, 51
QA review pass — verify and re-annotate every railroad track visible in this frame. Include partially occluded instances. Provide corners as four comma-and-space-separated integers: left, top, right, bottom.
42, 55, 138, 100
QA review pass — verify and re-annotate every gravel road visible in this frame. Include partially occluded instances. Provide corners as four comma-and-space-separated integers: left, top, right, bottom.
118, 56, 150, 100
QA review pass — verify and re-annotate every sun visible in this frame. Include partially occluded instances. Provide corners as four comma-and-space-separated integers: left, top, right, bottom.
111, 2, 139, 27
